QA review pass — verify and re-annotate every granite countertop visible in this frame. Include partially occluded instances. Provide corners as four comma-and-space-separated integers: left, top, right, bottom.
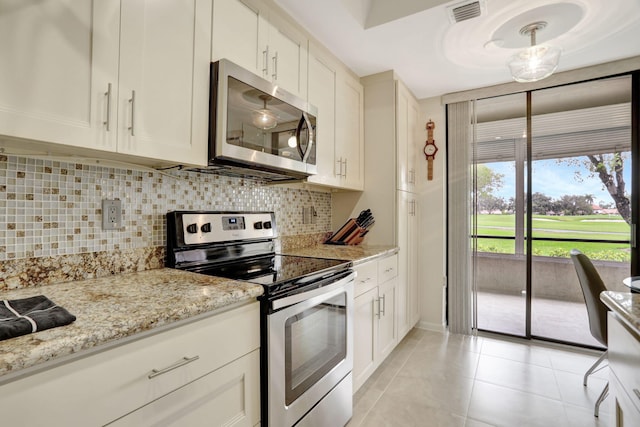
0, 268, 263, 381
281, 244, 398, 265
0, 244, 395, 383
601, 290, 640, 334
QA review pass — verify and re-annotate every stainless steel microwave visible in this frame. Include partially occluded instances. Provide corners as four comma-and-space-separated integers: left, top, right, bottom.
207, 59, 317, 182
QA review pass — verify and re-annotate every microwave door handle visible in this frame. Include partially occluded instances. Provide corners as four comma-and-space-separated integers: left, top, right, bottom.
296, 112, 314, 163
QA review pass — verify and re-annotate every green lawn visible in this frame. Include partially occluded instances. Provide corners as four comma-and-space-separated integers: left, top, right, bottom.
476, 214, 630, 262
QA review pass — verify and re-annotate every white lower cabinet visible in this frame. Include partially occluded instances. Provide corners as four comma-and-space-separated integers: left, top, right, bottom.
0, 302, 260, 427
608, 312, 640, 426
108, 349, 260, 426
353, 255, 398, 392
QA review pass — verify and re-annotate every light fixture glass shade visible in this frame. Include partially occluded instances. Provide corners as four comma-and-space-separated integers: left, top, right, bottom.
508, 44, 561, 83
251, 108, 278, 130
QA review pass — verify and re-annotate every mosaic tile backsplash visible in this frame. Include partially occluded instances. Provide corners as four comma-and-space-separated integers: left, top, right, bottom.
0, 155, 332, 261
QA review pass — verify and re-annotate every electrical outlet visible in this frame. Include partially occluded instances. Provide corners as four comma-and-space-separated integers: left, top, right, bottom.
102, 199, 122, 230
302, 207, 317, 225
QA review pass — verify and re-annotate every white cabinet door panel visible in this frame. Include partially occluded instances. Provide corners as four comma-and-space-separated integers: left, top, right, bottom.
212, 0, 264, 76
307, 52, 338, 187
117, 0, 209, 165
0, 0, 119, 151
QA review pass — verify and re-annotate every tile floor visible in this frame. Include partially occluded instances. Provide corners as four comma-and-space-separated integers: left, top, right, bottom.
349, 328, 610, 427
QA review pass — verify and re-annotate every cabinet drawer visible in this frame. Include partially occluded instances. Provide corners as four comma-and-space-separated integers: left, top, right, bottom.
0, 302, 260, 426
608, 313, 640, 412
354, 261, 378, 297
378, 254, 398, 283
107, 349, 261, 426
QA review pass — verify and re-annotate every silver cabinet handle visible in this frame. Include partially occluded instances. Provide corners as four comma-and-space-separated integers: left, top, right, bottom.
410, 169, 416, 184
359, 277, 371, 283
335, 157, 343, 177
262, 47, 269, 76
343, 158, 348, 178
128, 90, 136, 136
375, 298, 381, 319
148, 355, 199, 379
104, 83, 112, 131
384, 267, 393, 273
272, 51, 278, 80
634, 388, 640, 400
380, 294, 386, 316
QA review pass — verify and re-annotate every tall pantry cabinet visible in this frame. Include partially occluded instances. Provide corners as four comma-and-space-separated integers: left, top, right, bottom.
333, 70, 422, 343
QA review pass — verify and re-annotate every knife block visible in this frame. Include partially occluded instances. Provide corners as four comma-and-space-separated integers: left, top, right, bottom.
326, 218, 368, 245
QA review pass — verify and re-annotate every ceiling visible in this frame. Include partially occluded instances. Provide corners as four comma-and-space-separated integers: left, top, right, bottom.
274, 0, 640, 99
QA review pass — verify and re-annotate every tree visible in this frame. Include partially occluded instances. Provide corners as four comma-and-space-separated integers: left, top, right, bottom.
559, 153, 630, 224
531, 192, 554, 214
554, 194, 594, 216
476, 164, 507, 212
476, 164, 504, 200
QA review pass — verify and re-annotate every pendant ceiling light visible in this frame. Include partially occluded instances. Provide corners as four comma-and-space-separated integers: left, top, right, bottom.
252, 95, 278, 130
507, 21, 561, 83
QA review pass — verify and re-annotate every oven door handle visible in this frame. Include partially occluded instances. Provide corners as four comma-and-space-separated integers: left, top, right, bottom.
271, 271, 355, 311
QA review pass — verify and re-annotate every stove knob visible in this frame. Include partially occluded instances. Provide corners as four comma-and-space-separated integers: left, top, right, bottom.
201, 222, 212, 233
186, 223, 198, 234
253, 221, 263, 230
263, 221, 272, 229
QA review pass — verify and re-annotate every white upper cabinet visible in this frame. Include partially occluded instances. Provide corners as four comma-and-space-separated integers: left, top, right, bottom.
307, 43, 363, 190
117, 0, 211, 165
396, 81, 420, 192
335, 73, 364, 190
0, 0, 119, 152
307, 50, 338, 187
0, 0, 210, 167
212, 0, 308, 99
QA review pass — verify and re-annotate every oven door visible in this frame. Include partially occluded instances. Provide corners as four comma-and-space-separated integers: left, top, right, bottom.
267, 271, 354, 427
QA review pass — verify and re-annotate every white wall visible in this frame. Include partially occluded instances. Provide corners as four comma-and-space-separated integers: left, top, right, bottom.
416, 96, 447, 331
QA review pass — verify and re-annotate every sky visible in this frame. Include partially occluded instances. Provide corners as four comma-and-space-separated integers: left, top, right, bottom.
487, 157, 632, 207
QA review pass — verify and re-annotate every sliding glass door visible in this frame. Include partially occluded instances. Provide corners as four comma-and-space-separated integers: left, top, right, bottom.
472, 75, 634, 347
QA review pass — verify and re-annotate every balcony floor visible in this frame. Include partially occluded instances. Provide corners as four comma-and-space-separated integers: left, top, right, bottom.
477, 291, 602, 347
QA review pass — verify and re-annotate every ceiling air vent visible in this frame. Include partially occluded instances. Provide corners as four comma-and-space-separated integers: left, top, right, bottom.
447, 0, 486, 24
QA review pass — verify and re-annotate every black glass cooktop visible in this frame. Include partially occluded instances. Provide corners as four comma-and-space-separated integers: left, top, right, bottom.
188, 254, 352, 298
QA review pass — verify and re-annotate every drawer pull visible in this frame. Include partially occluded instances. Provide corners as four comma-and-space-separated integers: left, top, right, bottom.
384, 267, 393, 273
634, 388, 640, 400
148, 355, 199, 379
359, 277, 371, 283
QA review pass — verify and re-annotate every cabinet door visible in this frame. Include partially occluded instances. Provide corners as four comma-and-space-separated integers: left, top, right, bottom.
353, 286, 378, 393
396, 81, 418, 192
335, 73, 364, 190
0, 0, 119, 151
266, 13, 308, 99
407, 194, 420, 330
212, 0, 267, 77
117, 0, 210, 166
377, 277, 397, 361
407, 95, 420, 189
307, 50, 338, 187
610, 373, 640, 427
108, 349, 261, 427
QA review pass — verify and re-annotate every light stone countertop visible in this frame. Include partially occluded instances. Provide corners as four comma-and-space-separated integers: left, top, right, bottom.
0, 245, 396, 383
0, 268, 263, 381
281, 244, 398, 265
601, 290, 640, 334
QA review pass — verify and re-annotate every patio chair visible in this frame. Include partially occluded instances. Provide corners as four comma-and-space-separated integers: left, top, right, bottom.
569, 249, 609, 417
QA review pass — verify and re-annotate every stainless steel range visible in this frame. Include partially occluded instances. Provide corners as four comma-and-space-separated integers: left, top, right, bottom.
166, 211, 354, 427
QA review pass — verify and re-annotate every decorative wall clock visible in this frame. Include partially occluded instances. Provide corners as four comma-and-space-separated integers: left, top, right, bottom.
424, 119, 438, 181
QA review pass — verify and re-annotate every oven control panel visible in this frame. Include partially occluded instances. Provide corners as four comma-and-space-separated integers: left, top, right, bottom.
179, 212, 276, 245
